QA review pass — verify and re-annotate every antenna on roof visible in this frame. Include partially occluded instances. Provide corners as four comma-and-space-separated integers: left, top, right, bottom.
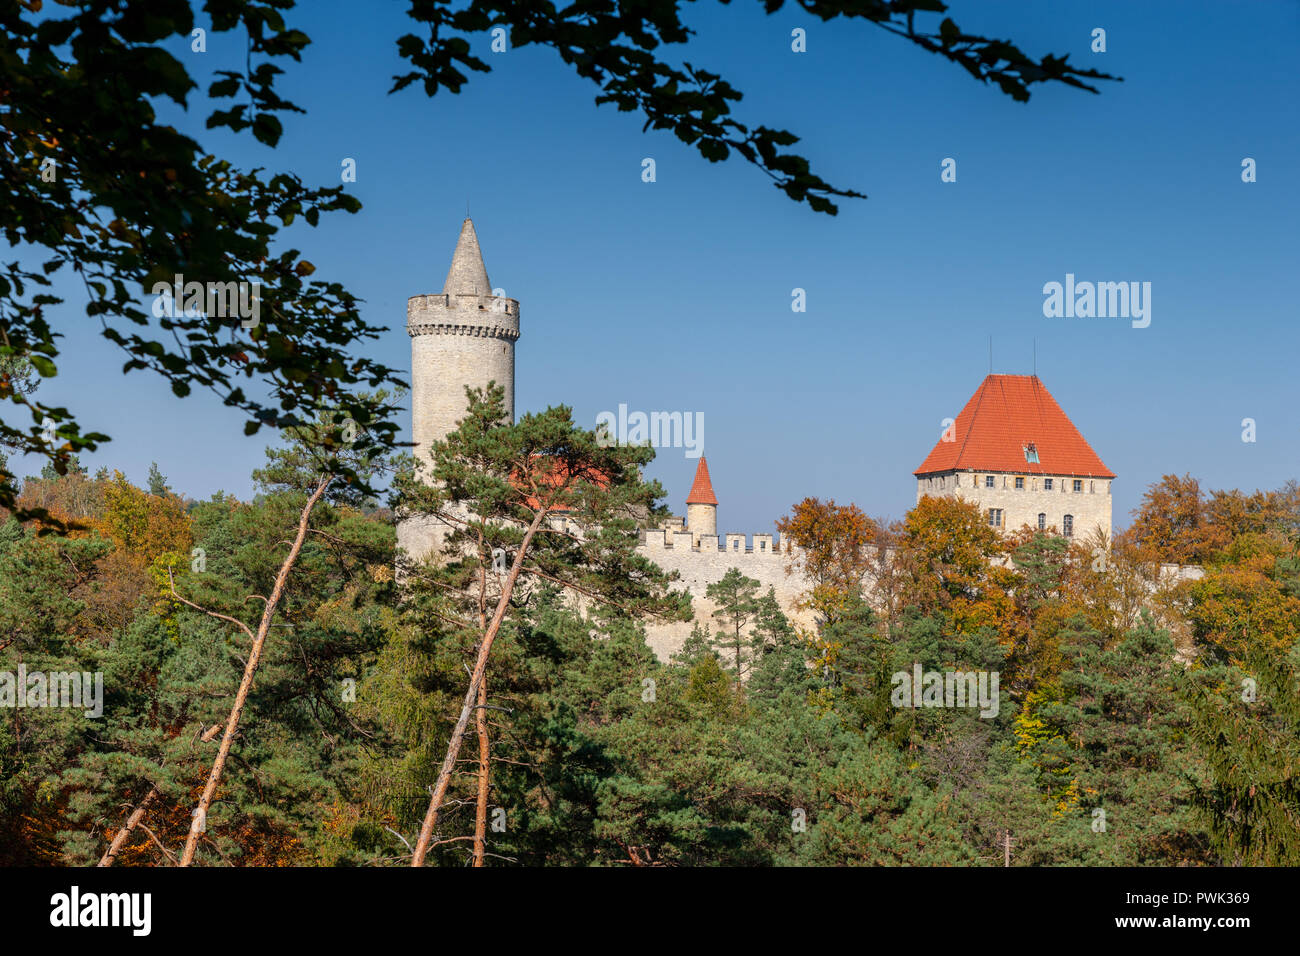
1033, 338, 1037, 378
988, 336, 992, 375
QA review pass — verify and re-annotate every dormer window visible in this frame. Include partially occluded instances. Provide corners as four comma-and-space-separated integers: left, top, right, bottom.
1023, 442, 1039, 464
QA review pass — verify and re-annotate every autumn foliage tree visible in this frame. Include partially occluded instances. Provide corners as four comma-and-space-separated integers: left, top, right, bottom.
777, 497, 877, 629
1188, 537, 1300, 665
897, 495, 1018, 638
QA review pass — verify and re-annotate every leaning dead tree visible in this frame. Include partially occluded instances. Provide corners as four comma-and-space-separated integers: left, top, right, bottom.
410, 510, 547, 866
173, 475, 332, 866
97, 724, 221, 866
103, 473, 332, 867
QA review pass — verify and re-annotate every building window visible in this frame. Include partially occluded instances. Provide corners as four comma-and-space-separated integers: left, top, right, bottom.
1015, 477, 1024, 490
1090, 481, 1095, 493
954, 475, 960, 488
985, 475, 995, 489
1063, 514, 1074, 536
1024, 442, 1039, 464
1044, 478, 1053, 491
1037, 513, 1046, 530
1073, 479, 1083, 492
987, 508, 1004, 528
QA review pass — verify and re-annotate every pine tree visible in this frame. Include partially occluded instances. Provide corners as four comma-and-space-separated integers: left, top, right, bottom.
392, 384, 689, 865
1179, 646, 1300, 864
706, 568, 761, 680
146, 462, 169, 497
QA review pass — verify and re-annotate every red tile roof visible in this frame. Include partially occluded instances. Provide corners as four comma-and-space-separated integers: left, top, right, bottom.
517, 454, 610, 511
914, 375, 1115, 479
686, 456, 718, 505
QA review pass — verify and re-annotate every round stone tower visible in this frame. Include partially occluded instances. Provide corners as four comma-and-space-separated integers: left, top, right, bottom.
398, 218, 520, 561
685, 456, 718, 543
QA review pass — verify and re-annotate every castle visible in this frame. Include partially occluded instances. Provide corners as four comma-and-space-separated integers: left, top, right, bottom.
912, 373, 1115, 543
400, 220, 1124, 657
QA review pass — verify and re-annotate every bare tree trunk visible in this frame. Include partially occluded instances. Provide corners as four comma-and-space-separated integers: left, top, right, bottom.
99, 725, 220, 866
472, 526, 491, 867
97, 786, 158, 867
473, 673, 489, 867
178, 475, 332, 867
410, 510, 546, 866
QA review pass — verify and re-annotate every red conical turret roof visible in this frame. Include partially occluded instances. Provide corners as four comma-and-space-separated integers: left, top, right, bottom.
686, 457, 718, 505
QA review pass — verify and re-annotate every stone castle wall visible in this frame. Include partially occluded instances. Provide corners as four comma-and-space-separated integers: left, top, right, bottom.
917, 470, 1113, 541
402, 291, 519, 560
635, 529, 815, 659
633, 524, 1202, 660
407, 292, 519, 457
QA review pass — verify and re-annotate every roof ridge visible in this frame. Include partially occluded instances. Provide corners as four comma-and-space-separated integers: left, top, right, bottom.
951, 374, 987, 468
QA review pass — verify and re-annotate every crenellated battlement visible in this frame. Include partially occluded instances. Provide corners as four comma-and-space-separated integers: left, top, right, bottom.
638, 528, 794, 558
635, 525, 812, 660
406, 293, 521, 340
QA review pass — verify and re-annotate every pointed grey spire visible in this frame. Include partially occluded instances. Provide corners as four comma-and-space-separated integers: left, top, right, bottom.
441, 217, 491, 296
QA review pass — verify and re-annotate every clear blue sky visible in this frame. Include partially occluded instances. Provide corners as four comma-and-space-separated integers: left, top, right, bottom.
21, 0, 1300, 533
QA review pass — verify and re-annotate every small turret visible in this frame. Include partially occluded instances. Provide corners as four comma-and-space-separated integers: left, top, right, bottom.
685, 456, 718, 543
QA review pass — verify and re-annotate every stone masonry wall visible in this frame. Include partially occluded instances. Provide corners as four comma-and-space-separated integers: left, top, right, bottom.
916, 470, 1113, 541
403, 292, 519, 560
636, 529, 814, 659
634, 522, 1197, 662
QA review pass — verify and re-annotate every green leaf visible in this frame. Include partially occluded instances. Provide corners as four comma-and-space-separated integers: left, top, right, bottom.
252, 113, 284, 146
